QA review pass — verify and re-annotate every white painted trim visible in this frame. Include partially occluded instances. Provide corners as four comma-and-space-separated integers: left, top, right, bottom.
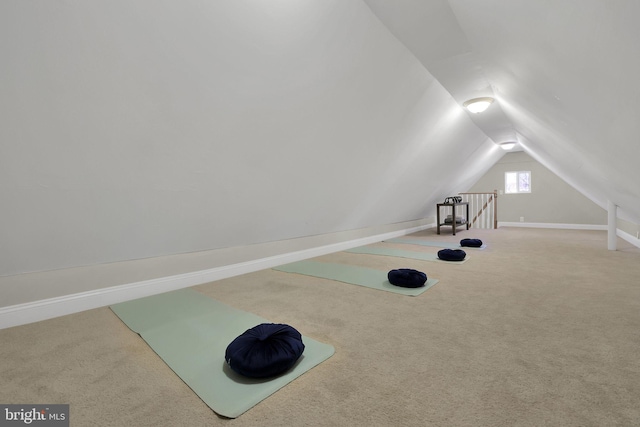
499, 222, 640, 249
498, 222, 607, 231
0, 223, 435, 330
617, 228, 640, 249
607, 201, 618, 250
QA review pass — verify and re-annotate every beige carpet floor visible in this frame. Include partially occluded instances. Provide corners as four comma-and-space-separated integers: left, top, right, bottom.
1, 227, 639, 426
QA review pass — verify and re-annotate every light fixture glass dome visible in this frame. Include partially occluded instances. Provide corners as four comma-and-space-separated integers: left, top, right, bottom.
463, 97, 494, 113
499, 142, 516, 150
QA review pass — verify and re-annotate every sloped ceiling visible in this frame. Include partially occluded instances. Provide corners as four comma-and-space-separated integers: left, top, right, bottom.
0, 0, 502, 276
1, 0, 637, 277
364, 0, 640, 224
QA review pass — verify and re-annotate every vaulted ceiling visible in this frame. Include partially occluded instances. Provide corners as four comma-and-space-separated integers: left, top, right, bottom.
365, 0, 640, 224
1, 1, 638, 277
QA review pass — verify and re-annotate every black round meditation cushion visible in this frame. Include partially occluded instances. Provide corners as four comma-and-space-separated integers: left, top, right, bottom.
387, 268, 428, 288
460, 238, 483, 247
438, 249, 467, 261
225, 323, 305, 378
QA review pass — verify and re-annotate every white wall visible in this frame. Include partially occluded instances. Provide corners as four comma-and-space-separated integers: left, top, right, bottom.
468, 152, 607, 225
1, 0, 502, 277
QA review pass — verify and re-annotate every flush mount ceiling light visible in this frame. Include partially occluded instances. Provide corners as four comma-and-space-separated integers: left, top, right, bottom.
499, 142, 516, 150
463, 97, 494, 113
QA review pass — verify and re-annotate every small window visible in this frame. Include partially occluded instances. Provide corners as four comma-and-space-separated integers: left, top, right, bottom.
505, 171, 531, 194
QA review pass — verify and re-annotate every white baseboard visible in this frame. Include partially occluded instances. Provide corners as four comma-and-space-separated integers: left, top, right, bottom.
617, 229, 640, 249
0, 223, 435, 330
499, 222, 640, 249
499, 222, 607, 231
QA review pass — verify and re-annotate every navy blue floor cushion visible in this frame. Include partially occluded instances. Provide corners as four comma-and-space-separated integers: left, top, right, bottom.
225, 323, 305, 378
387, 268, 428, 288
438, 249, 467, 261
460, 238, 483, 247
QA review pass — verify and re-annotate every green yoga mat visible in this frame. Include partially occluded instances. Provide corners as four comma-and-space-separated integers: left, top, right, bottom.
110, 288, 335, 419
346, 245, 468, 263
274, 260, 439, 296
385, 237, 486, 250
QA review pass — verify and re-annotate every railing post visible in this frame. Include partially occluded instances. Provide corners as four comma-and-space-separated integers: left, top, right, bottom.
608, 200, 617, 250
493, 189, 498, 229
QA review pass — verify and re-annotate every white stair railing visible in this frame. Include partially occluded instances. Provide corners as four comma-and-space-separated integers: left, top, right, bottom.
459, 191, 498, 229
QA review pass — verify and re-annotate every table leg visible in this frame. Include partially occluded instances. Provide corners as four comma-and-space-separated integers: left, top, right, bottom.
452, 205, 456, 235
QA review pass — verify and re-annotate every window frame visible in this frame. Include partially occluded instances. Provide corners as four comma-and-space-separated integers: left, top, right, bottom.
504, 171, 531, 194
